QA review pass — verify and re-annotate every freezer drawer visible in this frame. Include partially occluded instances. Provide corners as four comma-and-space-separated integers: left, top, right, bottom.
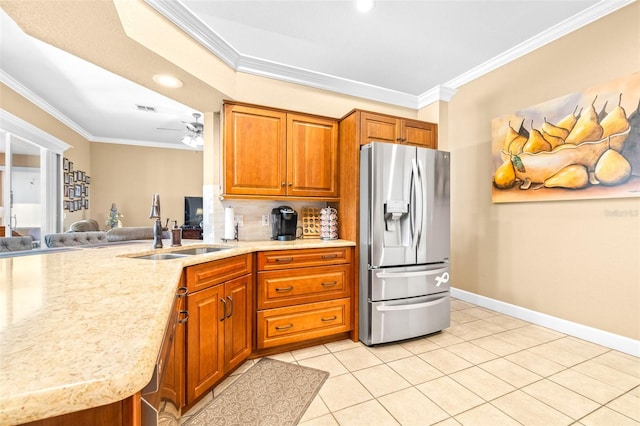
369, 264, 450, 301
366, 293, 450, 346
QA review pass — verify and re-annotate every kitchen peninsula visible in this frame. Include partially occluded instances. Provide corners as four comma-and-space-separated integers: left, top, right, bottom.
0, 238, 354, 425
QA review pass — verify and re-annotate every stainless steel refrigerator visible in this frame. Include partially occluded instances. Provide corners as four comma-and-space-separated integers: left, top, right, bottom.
359, 141, 451, 346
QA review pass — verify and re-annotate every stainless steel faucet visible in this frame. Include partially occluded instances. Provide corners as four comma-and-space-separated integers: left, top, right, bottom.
149, 193, 163, 249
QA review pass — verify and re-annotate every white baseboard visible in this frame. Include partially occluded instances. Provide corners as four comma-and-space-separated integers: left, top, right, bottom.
451, 288, 640, 357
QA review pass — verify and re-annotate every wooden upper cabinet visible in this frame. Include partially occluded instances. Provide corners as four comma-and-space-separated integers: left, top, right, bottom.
360, 112, 398, 144
224, 104, 287, 196
359, 111, 437, 149
223, 102, 339, 199
287, 113, 338, 198
402, 118, 437, 148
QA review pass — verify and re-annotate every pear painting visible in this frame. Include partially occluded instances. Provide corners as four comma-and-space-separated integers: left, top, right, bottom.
491, 72, 640, 203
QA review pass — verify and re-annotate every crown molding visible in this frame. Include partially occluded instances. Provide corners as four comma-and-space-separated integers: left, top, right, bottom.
1, 70, 93, 141
0, 108, 71, 154
1, 70, 196, 149
148, 0, 634, 110
417, 85, 458, 107
146, 0, 420, 109
442, 0, 635, 91
91, 137, 202, 151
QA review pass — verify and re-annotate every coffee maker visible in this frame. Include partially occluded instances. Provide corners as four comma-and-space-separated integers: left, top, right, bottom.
271, 206, 298, 241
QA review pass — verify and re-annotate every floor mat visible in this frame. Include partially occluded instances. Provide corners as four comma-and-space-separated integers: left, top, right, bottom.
183, 357, 329, 426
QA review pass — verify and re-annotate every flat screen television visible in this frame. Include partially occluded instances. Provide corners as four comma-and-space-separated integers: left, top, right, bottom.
184, 196, 203, 227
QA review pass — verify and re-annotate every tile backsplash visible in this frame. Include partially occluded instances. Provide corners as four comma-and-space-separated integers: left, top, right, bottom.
208, 198, 330, 242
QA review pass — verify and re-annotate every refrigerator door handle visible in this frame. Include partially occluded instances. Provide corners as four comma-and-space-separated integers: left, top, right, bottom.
375, 297, 446, 312
375, 266, 449, 279
416, 158, 425, 248
410, 159, 419, 248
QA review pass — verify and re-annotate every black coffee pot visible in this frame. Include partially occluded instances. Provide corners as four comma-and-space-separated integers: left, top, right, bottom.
271, 206, 298, 241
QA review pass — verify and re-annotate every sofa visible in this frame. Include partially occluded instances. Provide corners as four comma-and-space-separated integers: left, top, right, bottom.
0, 236, 34, 252
44, 227, 170, 248
44, 231, 107, 248
68, 219, 100, 232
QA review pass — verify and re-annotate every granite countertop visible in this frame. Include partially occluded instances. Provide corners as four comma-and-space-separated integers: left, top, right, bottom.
0, 238, 354, 425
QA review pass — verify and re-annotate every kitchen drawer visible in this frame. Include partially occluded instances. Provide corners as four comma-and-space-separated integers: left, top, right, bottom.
257, 247, 351, 271
256, 298, 351, 348
257, 264, 351, 309
185, 254, 252, 293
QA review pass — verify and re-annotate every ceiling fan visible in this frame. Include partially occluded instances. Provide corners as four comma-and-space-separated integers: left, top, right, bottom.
157, 112, 204, 148
181, 112, 203, 148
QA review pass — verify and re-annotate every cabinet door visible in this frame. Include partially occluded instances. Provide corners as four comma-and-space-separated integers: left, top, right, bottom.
402, 119, 437, 148
287, 114, 339, 198
162, 290, 186, 412
224, 274, 252, 372
360, 112, 399, 145
186, 284, 225, 404
223, 104, 287, 196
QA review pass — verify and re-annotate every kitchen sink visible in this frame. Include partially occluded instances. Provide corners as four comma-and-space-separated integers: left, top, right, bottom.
171, 246, 232, 255
132, 253, 189, 260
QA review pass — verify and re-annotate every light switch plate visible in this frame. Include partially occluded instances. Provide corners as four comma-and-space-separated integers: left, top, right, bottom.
261, 215, 270, 226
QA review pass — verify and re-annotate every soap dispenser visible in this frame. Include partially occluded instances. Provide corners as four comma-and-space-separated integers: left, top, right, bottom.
171, 220, 182, 247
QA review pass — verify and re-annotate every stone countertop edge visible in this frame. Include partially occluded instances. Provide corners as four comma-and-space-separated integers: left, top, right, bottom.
0, 238, 355, 425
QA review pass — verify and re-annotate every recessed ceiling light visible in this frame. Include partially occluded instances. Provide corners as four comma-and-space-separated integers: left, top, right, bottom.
152, 74, 183, 88
356, 0, 374, 13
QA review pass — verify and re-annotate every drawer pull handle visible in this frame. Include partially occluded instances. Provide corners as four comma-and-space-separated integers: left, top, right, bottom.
275, 286, 294, 292
176, 286, 188, 298
321, 316, 337, 322
321, 281, 337, 287
322, 254, 338, 259
275, 324, 294, 331
178, 310, 189, 324
275, 257, 293, 263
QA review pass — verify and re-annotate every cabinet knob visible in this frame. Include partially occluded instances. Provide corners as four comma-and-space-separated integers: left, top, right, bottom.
281, 182, 286, 187
288, 183, 292, 186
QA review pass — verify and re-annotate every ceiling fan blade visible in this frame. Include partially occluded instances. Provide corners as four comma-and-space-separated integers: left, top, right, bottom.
156, 127, 184, 131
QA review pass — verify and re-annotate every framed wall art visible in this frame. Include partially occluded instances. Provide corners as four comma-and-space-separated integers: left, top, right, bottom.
491, 72, 640, 203
62, 158, 91, 210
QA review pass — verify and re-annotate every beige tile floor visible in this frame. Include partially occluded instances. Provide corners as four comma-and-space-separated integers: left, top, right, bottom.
181, 299, 640, 425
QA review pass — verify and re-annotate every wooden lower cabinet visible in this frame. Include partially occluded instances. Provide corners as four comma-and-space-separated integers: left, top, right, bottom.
21, 394, 141, 426
257, 298, 351, 348
185, 282, 224, 403
185, 255, 252, 405
256, 247, 353, 350
224, 275, 253, 370
161, 285, 186, 412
